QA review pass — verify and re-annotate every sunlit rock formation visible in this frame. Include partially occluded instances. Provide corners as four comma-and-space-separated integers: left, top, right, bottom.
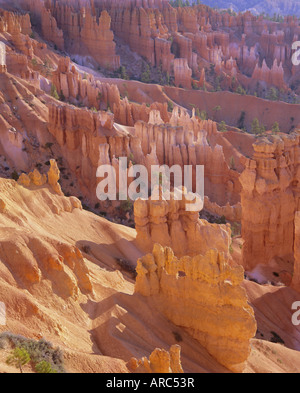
128, 345, 184, 373
134, 190, 231, 258
240, 132, 300, 270
135, 244, 257, 372
18, 159, 64, 196
174, 58, 192, 89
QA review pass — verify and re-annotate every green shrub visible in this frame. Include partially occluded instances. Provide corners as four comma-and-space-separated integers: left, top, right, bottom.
218, 121, 227, 132
11, 170, 19, 181
167, 100, 174, 113
35, 360, 57, 374
272, 122, 280, 134
0, 333, 65, 373
50, 84, 60, 100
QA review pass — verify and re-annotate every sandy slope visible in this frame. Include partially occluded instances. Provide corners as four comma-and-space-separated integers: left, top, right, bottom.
0, 179, 299, 373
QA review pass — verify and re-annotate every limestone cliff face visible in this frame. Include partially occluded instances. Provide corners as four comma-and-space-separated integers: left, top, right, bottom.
155, 37, 174, 74
19, 1, 120, 69
47, 100, 240, 212
135, 244, 257, 372
0, 9, 34, 58
41, 5, 64, 51
173, 58, 192, 89
51, 59, 168, 126
134, 191, 231, 259
99, 2, 171, 68
80, 9, 120, 70
252, 59, 287, 90
128, 345, 184, 373
0, 10, 32, 36
240, 133, 300, 270
48, 102, 118, 202
17, 0, 299, 91
135, 107, 240, 207
52, 57, 121, 111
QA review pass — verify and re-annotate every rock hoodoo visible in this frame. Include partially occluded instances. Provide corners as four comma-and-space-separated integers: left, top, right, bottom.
240, 133, 300, 270
135, 244, 257, 372
128, 345, 184, 373
134, 190, 231, 258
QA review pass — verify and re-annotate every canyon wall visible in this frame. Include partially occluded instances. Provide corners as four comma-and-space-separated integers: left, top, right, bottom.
240, 132, 300, 270
52, 57, 121, 110
135, 244, 257, 372
48, 102, 121, 202
16, 0, 299, 92
17, 1, 120, 69
135, 107, 241, 207
48, 96, 241, 213
51, 58, 169, 126
292, 212, 300, 293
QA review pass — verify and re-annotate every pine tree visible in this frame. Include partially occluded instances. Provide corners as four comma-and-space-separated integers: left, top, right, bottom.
212, 105, 221, 120
229, 156, 236, 170
219, 121, 227, 132
6, 347, 31, 373
267, 87, 279, 101
272, 122, 280, 134
141, 64, 151, 83
50, 84, 60, 100
251, 118, 263, 135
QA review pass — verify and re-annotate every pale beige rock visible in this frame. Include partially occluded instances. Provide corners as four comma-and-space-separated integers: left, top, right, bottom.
48, 159, 63, 195
240, 133, 300, 269
135, 244, 257, 372
128, 345, 184, 373
134, 189, 231, 258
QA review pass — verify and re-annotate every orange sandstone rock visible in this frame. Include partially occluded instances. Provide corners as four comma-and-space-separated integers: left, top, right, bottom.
240, 133, 300, 270
18, 159, 63, 195
173, 58, 192, 89
41, 5, 64, 51
48, 159, 63, 195
135, 244, 257, 372
134, 190, 231, 258
52, 57, 121, 110
128, 345, 184, 373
